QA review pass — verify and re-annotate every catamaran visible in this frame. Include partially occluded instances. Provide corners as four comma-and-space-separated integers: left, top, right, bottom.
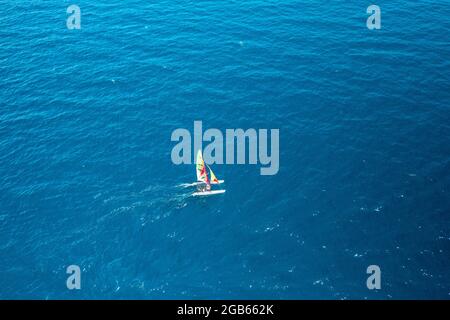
192, 150, 226, 196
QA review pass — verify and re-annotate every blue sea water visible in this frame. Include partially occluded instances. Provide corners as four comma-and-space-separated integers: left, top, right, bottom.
1, 1, 449, 299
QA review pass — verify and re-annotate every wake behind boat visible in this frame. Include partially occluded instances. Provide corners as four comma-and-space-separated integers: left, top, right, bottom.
191, 150, 225, 196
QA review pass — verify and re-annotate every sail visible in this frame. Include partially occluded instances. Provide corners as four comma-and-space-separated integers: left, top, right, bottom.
207, 164, 220, 184
196, 150, 209, 184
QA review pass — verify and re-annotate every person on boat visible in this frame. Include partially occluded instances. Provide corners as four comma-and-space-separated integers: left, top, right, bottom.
197, 183, 209, 192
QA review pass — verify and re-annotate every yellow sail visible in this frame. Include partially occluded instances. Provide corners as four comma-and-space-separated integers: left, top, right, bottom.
196, 150, 209, 183
207, 164, 220, 184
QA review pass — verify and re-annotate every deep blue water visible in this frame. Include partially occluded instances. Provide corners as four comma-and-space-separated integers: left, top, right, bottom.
1, 1, 449, 299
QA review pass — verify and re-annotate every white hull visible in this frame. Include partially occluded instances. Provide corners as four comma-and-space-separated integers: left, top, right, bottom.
181, 180, 224, 187
192, 190, 226, 197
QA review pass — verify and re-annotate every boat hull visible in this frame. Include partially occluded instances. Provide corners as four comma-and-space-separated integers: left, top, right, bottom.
192, 190, 226, 197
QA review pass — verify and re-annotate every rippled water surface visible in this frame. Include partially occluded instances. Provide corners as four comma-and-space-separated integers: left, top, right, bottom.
1, 1, 449, 299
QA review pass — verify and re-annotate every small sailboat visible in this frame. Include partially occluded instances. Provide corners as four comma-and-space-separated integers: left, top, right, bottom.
192, 150, 225, 196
